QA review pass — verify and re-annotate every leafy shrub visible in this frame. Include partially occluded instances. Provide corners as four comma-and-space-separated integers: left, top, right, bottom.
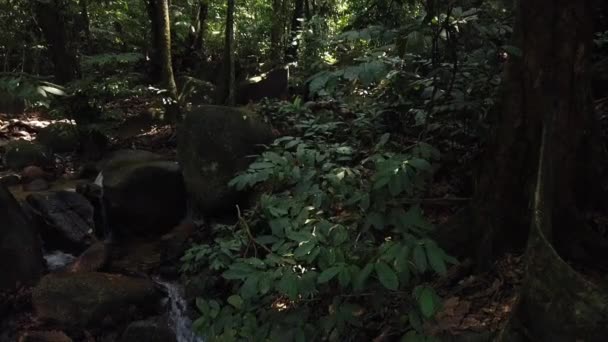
183, 101, 454, 341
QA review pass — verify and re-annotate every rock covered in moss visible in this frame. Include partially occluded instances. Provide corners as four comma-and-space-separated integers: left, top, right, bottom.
32, 272, 161, 327
177, 105, 274, 215
100, 150, 186, 235
0, 184, 44, 291
2, 140, 51, 170
36, 122, 79, 153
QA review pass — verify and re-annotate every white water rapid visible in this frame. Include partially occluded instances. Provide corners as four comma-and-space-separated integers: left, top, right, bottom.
156, 280, 204, 342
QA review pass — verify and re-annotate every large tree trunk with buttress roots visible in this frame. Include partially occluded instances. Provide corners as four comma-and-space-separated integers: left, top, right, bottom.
442, 0, 608, 339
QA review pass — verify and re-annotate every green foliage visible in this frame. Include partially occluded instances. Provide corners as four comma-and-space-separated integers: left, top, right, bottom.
183, 101, 454, 340
0, 74, 65, 109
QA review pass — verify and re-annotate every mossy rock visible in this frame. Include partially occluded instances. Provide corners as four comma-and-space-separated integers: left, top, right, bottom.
2, 140, 51, 171
36, 122, 79, 153
0, 184, 44, 291
32, 272, 161, 327
177, 105, 274, 215
100, 151, 186, 235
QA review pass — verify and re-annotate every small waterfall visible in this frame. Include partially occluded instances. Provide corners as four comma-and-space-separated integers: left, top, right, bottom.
44, 250, 76, 271
156, 280, 204, 342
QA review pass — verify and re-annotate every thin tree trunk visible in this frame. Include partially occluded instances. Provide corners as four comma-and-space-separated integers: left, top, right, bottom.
79, 0, 92, 52
269, 0, 284, 66
146, 0, 162, 82
285, 0, 304, 62
153, 0, 179, 122
223, 0, 236, 106
192, 0, 209, 52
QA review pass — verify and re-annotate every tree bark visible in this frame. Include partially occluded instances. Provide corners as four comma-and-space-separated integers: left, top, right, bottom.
33, 0, 79, 84
146, 0, 162, 82
469, 0, 607, 265
192, 0, 209, 52
285, 0, 305, 62
269, 0, 285, 66
222, 0, 236, 106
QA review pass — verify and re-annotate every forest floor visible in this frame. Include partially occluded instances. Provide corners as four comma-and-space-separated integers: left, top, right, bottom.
4, 94, 608, 339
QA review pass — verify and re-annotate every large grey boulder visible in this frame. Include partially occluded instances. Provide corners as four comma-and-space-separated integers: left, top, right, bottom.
177, 105, 274, 215
0, 184, 43, 290
100, 150, 186, 235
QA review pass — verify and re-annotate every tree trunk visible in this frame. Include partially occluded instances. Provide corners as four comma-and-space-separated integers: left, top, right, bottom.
33, 0, 79, 84
146, 0, 162, 82
469, 0, 608, 265
463, 0, 608, 338
192, 0, 209, 52
222, 0, 236, 106
152, 0, 179, 122
78, 0, 92, 52
269, 0, 285, 66
285, 0, 305, 62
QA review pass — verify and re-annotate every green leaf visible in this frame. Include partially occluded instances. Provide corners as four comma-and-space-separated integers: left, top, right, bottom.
501, 44, 522, 57
294, 241, 317, 257
419, 287, 436, 318
364, 212, 385, 230
223, 263, 255, 280
278, 271, 299, 300
408, 158, 432, 171
240, 274, 260, 299
227, 295, 244, 309
338, 267, 351, 287
425, 243, 447, 276
354, 263, 374, 291
413, 245, 428, 273
318, 266, 342, 284
408, 311, 423, 332
375, 262, 399, 290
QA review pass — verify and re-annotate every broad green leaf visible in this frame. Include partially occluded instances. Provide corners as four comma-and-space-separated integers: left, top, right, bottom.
223, 263, 255, 280
375, 262, 399, 290
413, 245, 428, 273
354, 263, 374, 291
278, 271, 299, 300
425, 243, 447, 276
294, 241, 317, 257
317, 266, 342, 284
408, 158, 432, 171
364, 212, 385, 230
240, 274, 260, 299
419, 287, 436, 318
227, 295, 244, 309
338, 267, 351, 287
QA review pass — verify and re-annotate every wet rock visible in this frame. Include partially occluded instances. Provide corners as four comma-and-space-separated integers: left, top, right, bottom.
17, 330, 73, 342
23, 179, 51, 192
178, 105, 274, 215
25, 191, 96, 253
36, 122, 79, 153
98, 149, 165, 171
121, 318, 177, 342
32, 272, 161, 327
66, 241, 109, 273
159, 222, 196, 279
0, 173, 21, 186
0, 184, 44, 290
101, 152, 186, 235
21, 166, 50, 183
176, 75, 216, 107
2, 140, 52, 171
78, 126, 109, 161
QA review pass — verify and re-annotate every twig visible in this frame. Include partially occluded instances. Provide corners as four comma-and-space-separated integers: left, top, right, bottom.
236, 205, 273, 254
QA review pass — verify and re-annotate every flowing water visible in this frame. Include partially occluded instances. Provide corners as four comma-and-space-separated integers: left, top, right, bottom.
43, 250, 76, 271
156, 279, 204, 342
